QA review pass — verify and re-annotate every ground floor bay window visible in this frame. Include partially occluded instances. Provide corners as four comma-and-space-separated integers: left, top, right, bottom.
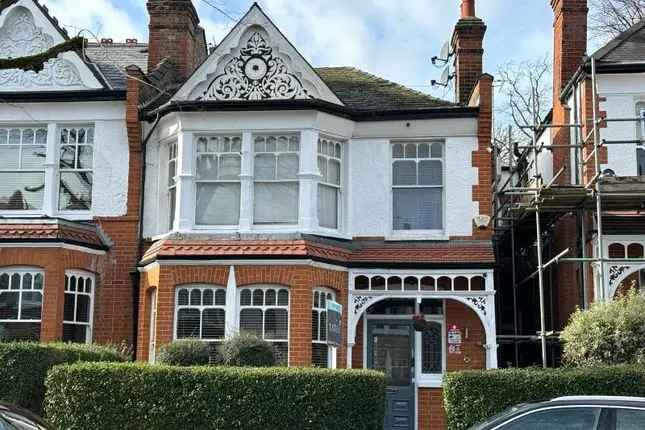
0, 268, 43, 341
63, 271, 95, 343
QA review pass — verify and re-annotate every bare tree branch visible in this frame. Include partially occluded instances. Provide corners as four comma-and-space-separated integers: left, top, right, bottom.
590, 0, 645, 41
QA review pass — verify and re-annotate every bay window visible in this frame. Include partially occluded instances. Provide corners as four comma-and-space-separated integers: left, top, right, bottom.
239, 285, 289, 364
317, 137, 342, 229
167, 142, 178, 229
175, 285, 226, 341
639, 109, 645, 176
63, 272, 94, 343
0, 127, 47, 210
58, 126, 94, 211
195, 136, 242, 226
392, 141, 444, 231
0, 268, 43, 341
312, 288, 335, 367
253, 134, 300, 224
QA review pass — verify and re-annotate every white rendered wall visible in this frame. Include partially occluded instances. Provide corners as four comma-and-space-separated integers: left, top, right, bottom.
0, 101, 130, 218
597, 73, 645, 176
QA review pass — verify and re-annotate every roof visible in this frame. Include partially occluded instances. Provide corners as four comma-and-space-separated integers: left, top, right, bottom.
591, 19, 645, 65
84, 43, 457, 112
0, 219, 109, 251
141, 235, 495, 268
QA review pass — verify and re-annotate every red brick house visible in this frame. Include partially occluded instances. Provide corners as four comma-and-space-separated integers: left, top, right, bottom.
0, 1, 496, 428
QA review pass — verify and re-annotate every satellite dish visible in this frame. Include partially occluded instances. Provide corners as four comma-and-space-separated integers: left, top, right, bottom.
439, 41, 451, 61
431, 66, 454, 88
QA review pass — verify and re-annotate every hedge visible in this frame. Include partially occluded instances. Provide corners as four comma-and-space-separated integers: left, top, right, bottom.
45, 363, 385, 430
444, 365, 645, 430
0, 342, 124, 415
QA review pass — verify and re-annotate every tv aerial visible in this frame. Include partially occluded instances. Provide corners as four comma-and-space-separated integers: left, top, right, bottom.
431, 66, 454, 88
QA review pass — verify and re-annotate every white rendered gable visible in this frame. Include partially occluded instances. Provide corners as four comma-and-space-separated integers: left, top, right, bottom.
174, 4, 343, 105
0, 0, 103, 92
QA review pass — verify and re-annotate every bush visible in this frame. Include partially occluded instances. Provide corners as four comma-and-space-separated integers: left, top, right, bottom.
444, 366, 645, 430
0, 342, 124, 415
219, 332, 275, 367
561, 290, 645, 366
157, 339, 213, 366
45, 362, 385, 430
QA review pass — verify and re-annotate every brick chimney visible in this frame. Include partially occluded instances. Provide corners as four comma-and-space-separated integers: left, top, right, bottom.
451, 0, 487, 104
147, 0, 207, 80
551, 0, 588, 184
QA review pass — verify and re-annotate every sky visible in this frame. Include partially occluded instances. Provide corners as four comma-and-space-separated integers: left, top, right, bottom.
43, 0, 561, 101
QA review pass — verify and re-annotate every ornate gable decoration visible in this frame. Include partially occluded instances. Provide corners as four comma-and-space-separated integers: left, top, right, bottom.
202, 32, 311, 101
0, 4, 91, 91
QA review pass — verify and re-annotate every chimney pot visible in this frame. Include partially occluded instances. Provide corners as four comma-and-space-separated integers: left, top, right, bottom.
461, 0, 475, 18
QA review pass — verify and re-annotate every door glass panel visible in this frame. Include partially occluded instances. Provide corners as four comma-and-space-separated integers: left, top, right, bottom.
370, 323, 412, 387
499, 407, 601, 430
615, 408, 645, 430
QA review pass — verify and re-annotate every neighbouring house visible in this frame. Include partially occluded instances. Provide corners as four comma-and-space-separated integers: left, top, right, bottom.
495, 0, 645, 367
0, 0, 496, 429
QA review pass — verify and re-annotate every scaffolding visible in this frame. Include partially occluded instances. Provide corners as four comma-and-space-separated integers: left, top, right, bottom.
493, 57, 645, 368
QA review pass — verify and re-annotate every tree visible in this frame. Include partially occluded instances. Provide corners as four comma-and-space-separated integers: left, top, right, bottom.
590, 0, 645, 41
561, 289, 645, 366
494, 55, 552, 166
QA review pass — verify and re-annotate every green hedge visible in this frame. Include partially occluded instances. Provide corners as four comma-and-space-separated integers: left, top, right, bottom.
0, 342, 124, 415
45, 363, 385, 430
444, 366, 645, 430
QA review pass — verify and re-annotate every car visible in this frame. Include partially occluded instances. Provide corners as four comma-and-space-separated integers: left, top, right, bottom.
469, 396, 645, 430
0, 403, 50, 430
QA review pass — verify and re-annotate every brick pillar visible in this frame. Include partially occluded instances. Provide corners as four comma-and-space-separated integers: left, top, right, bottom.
451, 0, 487, 105
471, 74, 494, 239
40, 265, 65, 341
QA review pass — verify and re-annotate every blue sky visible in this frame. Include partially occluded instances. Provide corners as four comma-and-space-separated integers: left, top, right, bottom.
45, 0, 564, 101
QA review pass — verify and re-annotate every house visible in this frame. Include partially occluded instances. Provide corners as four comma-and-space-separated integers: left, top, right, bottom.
494, 0, 645, 367
1, 0, 496, 428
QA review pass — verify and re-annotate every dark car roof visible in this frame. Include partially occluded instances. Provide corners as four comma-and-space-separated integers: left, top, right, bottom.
0, 403, 50, 428
473, 397, 645, 430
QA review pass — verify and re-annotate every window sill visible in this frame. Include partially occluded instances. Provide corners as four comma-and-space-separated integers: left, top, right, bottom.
387, 230, 448, 241
0, 211, 93, 221
417, 374, 444, 388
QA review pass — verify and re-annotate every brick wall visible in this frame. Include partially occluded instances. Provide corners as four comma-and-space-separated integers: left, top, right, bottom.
418, 388, 446, 430
137, 263, 348, 366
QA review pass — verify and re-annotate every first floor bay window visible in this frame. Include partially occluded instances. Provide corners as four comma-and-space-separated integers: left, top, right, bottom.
312, 288, 335, 367
239, 285, 289, 363
63, 272, 94, 343
392, 141, 444, 231
59, 126, 94, 211
317, 137, 342, 229
175, 285, 226, 341
253, 134, 300, 224
195, 135, 242, 225
0, 268, 43, 341
0, 127, 47, 210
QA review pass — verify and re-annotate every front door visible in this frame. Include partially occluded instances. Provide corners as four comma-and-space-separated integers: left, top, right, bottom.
367, 320, 415, 430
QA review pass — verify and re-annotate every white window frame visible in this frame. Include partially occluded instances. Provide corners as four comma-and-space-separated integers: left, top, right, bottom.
194, 135, 242, 227
63, 270, 95, 344
415, 305, 446, 387
389, 140, 446, 240
57, 125, 95, 215
640, 108, 645, 138
173, 285, 227, 341
312, 287, 336, 368
238, 285, 290, 364
317, 137, 343, 231
0, 267, 44, 338
167, 141, 178, 230
0, 126, 48, 214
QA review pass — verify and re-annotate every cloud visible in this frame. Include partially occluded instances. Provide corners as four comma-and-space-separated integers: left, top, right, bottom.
43, 0, 146, 42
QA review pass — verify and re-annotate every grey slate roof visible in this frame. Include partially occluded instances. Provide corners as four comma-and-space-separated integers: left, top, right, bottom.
84, 43, 455, 110
591, 19, 645, 64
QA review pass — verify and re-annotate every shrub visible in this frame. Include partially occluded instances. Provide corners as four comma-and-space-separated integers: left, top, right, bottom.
157, 339, 213, 366
561, 290, 645, 366
219, 332, 275, 367
0, 342, 124, 415
45, 362, 385, 430
444, 366, 645, 430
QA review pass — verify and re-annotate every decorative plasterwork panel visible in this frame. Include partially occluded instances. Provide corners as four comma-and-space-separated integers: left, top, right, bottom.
0, 6, 87, 90
0, 6, 54, 57
202, 32, 310, 101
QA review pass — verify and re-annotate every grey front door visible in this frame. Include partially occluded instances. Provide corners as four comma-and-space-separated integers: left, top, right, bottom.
367, 320, 415, 430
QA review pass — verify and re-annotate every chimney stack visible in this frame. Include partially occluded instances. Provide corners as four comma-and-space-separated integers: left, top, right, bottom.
147, 0, 207, 80
451, 0, 487, 104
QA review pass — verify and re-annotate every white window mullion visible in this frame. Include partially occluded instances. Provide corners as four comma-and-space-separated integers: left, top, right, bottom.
175, 131, 195, 231
42, 123, 57, 215
299, 129, 319, 230
239, 132, 253, 231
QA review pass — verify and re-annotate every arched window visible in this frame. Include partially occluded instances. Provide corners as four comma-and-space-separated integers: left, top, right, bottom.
63, 271, 94, 343
312, 288, 336, 367
0, 267, 43, 341
239, 285, 289, 364
175, 285, 226, 341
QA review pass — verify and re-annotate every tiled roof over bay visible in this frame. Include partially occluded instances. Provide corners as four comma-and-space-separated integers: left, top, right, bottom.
85, 43, 149, 90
